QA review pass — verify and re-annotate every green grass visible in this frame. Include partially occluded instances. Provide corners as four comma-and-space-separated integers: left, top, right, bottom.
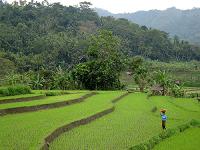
33, 90, 89, 94
168, 97, 200, 112
0, 91, 199, 150
0, 93, 44, 101
153, 127, 200, 150
0, 91, 125, 150
150, 96, 200, 121
49, 93, 200, 150
0, 93, 88, 109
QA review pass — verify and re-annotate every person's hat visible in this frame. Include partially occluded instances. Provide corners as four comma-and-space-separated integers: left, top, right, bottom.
160, 109, 166, 113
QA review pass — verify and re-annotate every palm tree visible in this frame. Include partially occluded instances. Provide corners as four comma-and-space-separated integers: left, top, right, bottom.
134, 66, 148, 92
153, 70, 171, 95
32, 73, 45, 89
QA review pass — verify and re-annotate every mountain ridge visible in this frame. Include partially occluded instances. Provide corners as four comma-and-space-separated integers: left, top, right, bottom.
95, 7, 200, 45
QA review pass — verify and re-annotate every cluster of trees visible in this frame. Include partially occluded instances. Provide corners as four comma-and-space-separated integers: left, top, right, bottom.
129, 56, 184, 97
101, 17, 200, 61
4, 67, 74, 90
72, 30, 124, 90
108, 7, 200, 46
1, 1, 200, 90
3, 30, 124, 90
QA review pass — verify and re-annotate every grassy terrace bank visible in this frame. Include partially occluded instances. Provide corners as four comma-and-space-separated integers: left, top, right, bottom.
50, 93, 200, 150
153, 127, 200, 150
0, 91, 125, 149
0, 94, 44, 101
0, 93, 87, 109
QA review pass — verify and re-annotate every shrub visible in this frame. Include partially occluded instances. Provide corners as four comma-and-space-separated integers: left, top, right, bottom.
151, 136, 161, 145
45, 91, 69, 96
0, 85, 31, 96
151, 106, 157, 113
159, 129, 176, 140
190, 119, 200, 127
45, 91, 61, 96
178, 124, 190, 132
0, 87, 9, 96
185, 93, 199, 98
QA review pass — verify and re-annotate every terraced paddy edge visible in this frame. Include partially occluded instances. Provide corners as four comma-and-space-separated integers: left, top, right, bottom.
41, 92, 129, 150
167, 98, 200, 113
130, 120, 200, 150
41, 107, 115, 150
0, 93, 89, 110
0, 91, 125, 149
49, 93, 200, 150
111, 92, 130, 103
0, 92, 96, 116
0, 95, 46, 104
153, 127, 200, 150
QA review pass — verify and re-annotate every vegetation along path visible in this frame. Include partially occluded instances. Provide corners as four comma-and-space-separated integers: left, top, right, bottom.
153, 127, 200, 150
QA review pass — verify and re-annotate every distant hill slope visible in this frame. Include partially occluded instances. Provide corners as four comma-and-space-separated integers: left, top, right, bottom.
95, 7, 200, 45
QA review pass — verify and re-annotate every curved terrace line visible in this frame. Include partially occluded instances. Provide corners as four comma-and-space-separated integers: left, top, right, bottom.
0, 92, 84, 105
167, 100, 199, 113
130, 120, 200, 150
0, 92, 97, 116
41, 92, 130, 150
0, 95, 46, 104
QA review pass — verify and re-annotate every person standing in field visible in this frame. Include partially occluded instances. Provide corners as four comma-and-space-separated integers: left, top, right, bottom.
160, 109, 167, 130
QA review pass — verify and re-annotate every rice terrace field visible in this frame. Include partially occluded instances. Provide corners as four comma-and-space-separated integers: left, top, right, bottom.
1, 0, 200, 149
0, 90, 199, 150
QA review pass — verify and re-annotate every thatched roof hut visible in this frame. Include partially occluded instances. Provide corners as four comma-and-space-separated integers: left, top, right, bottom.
151, 84, 164, 95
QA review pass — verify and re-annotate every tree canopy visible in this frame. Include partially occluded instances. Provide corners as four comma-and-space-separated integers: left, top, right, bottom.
1, 1, 200, 89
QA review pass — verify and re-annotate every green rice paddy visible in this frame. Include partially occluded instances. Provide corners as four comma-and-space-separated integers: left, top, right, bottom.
0, 93, 87, 109
0, 90, 199, 150
0, 94, 43, 101
153, 127, 200, 150
50, 93, 200, 150
0, 91, 125, 149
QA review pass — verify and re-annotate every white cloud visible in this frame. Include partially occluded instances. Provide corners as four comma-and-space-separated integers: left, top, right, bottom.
6, 0, 200, 13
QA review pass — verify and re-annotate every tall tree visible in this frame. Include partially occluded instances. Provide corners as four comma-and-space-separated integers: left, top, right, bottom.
72, 30, 124, 90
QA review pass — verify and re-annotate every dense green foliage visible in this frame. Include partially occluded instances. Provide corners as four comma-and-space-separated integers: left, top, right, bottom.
1, 1, 200, 90
149, 61, 200, 87
101, 17, 200, 61
0, 85, 31, 96
129, 56, 150, 91
127, 57, 185, 96
72, 30, 124, 90
0, 1, 101, 84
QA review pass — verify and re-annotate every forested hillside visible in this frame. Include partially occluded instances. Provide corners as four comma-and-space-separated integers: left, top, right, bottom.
1, 1, 200, 88
95, 7, 200, 45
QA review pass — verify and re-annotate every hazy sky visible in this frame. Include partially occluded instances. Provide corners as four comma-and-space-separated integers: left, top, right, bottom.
7, 0, 200, 13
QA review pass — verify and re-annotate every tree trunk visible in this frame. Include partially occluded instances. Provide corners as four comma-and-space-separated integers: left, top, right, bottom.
162, 85, 165, 96
139, 84, 144, 92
